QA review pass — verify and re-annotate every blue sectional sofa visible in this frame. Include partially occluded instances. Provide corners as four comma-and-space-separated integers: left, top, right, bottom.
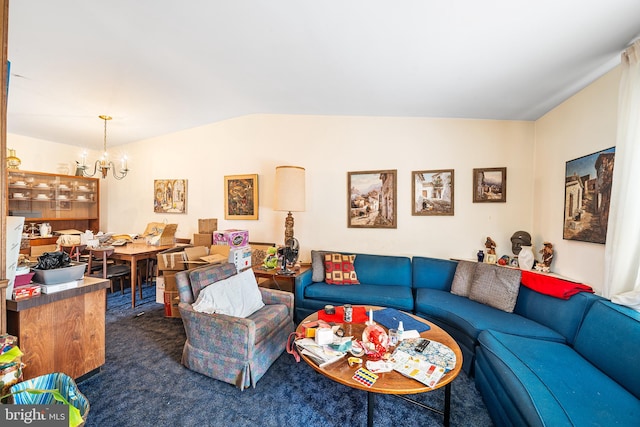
294, 251, 640, 426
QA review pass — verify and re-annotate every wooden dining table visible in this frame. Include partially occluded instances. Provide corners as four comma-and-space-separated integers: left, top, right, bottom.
111, 242, 174, 308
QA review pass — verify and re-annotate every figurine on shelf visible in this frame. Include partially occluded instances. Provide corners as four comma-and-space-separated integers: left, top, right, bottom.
485, 237, 497, 255
510, 230, 532, 255
539, 242, 554, 270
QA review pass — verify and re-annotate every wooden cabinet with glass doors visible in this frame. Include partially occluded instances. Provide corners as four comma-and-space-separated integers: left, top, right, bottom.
6, 170, 100, 248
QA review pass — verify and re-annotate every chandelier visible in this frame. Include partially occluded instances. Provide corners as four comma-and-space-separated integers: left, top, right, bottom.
78, 115, 129, 180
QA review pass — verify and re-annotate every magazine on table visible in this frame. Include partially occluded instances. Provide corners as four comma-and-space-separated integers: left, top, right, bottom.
295, 338, 346, 368
390, 338, 456, 388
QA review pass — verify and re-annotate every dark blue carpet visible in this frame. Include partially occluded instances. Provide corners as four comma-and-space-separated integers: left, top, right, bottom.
77, 284, 493, 426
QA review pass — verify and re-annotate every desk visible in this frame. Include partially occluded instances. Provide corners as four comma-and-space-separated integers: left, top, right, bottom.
7, 277, 110, 380
112, 243, 173, 308
252, 265, 310, 293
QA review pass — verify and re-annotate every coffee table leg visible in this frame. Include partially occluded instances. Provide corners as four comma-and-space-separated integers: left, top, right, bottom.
444, 382, 451, 427
367, 392, 374, 427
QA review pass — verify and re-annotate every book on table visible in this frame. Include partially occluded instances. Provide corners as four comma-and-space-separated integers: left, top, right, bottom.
295, 338, 346, 368
390, 338, 457, 388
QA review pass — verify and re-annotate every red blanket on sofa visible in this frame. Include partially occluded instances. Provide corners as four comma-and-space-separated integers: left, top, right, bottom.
521, 270, 594, 300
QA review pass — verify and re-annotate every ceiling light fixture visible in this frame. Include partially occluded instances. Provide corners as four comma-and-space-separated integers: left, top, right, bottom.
77, 115, 129, 180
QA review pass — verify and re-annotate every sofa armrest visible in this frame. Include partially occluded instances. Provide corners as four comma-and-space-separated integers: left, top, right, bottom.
178, 302, 256, 359
294, 269, 313, 305
260, 287, 295, 322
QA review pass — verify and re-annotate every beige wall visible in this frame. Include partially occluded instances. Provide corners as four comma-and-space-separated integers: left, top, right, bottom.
8, 66, 622, 292
533, 66, 621, 293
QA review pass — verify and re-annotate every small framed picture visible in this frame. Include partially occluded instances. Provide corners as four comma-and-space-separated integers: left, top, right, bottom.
224, 174, 259, 220
412, 169, 454, 216
486, 254, 497, 264
154, 179, 188, 213
473, 167, 507, 203
347, 170, 397, 228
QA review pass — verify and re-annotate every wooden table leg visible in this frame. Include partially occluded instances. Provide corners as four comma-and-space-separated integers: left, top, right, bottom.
367, 391, 374, 427
130, 254, 138, 308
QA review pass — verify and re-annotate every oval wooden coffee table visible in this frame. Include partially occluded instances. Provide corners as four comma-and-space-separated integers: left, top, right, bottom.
296, 306, 462, 427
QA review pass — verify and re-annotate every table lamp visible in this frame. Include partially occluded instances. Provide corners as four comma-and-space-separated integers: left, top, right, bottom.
274, 165, 306, 245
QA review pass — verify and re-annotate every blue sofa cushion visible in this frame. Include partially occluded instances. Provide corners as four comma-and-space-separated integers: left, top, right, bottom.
514, 286, 599, 345
415, 288, 565, 343
304, 283, 414, 311
412, 256, 458, 291
573, 300, 640, 399
352, 253, 412, 287
477, 329, 640, 426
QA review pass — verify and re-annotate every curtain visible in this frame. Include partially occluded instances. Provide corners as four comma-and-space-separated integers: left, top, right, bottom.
603, 40, 640, 304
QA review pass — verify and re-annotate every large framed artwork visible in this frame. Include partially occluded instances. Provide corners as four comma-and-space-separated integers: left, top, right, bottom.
473, 167, 507, 203
563, 147, 615, 244
412, 169, 454, 216
154, 179, 187, 213
347, 170, 397, 228
224, 174, 259, 220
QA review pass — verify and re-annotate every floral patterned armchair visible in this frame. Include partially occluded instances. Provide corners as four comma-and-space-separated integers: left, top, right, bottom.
175, 262, 294, 390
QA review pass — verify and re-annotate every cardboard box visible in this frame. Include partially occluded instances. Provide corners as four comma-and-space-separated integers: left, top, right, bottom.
156, 276, 165, 304
12, 284, 42, 301
157, 250, 187, 271
143, 223, 178, 246
193, 233, 213, 247
163, 291, 180, 318
184, 246, 210, 267
213, 229, 249, 248
198, 218, 218, 234
162, 271, 178, 292
230, 246, 252, 271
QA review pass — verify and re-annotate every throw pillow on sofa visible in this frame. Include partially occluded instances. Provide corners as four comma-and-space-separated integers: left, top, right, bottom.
468, 262, 521, 312
324, 253, 360, 285
192, 268, 265, 318
311, 250, 330, 282
451, 260, 477, 297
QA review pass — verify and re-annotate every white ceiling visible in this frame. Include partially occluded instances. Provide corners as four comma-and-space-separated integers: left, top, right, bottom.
6, 1, 640, 149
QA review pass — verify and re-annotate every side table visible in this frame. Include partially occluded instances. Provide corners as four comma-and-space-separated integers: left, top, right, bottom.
253, 265, 310, 293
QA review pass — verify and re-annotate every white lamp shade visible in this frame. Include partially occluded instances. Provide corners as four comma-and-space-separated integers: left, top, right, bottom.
274, 166, 306, 212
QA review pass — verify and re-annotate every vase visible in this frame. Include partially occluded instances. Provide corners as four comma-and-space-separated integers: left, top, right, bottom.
477, 250, 485, 263
518, 246, 535, 270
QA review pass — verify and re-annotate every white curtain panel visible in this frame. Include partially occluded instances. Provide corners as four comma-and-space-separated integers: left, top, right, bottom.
604, 40, 640, 303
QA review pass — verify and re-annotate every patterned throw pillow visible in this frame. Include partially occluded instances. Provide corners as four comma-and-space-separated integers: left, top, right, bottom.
450, 260, 477, 297
324, 253, 360, 285
468, 263, 522, 313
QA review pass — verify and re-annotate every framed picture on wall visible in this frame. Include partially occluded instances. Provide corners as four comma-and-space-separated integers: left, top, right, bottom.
563, 147, 615, 244
224, 174, 259, 220
473, 167, 507, 203
347, 170, 397, 228
412, 169, 454, 216
154, 179, 187, 213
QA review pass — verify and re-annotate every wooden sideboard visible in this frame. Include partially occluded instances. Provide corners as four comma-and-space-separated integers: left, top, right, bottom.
6, 277, 109, 380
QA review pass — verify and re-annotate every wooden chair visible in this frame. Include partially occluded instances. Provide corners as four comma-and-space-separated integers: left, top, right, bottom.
88, 247, 134, 296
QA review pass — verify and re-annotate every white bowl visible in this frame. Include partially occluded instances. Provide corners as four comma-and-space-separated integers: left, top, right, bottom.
77, 196, 86, 200
13, 193, 24, 198
37, 183, 48, 188
58, 195, 67, 200
78, 186, 87, 190
14, 181, 26, 186
36, 194, 48, 199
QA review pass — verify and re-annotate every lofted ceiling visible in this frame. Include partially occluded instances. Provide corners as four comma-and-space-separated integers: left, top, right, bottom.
6, 1, 640, 149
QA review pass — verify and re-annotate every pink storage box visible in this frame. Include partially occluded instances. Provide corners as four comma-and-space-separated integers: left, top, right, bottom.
213, 229, 249, 248
14, 272, 35, 287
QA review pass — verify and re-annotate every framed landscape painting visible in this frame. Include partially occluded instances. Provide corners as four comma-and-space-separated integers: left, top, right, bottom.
473, 167, 506, 203
563, 147, 615, 244
224, 174, 259, 220
347, 170, 397, 228
154, 179, 187, 213
412, 169, 454, 216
